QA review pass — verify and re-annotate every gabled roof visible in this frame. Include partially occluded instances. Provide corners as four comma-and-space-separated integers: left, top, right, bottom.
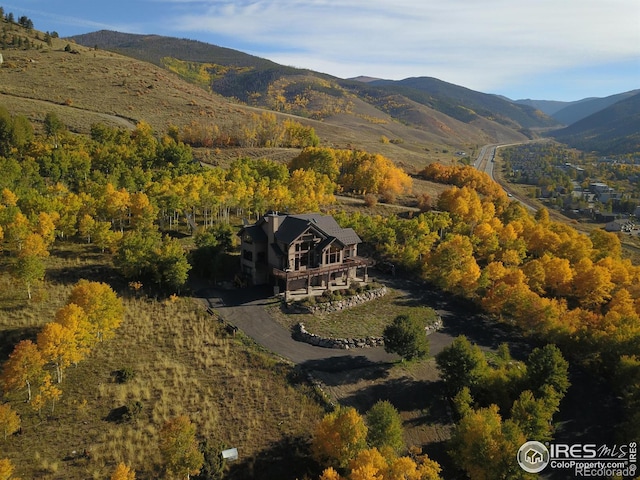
238, 224, 267, 242
289, 214, 361, 246
274, 216, 323, 244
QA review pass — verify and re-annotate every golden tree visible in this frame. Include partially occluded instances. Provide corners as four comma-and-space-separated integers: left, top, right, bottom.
0, 340, 45, 402
0, 458, 20, 480
313, 406, 368, 469
0, 404, 20, 440
67, 280, 124, 342
110, 462, 136, 480
159, 415, 203, 479
37, 322, 83, 384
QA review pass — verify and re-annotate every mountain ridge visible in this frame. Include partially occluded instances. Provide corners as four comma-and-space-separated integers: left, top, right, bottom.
68, 30, 556, 142
549, 92, 640, 154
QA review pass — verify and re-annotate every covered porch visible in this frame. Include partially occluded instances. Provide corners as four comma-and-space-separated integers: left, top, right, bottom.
271, 257, 371, 300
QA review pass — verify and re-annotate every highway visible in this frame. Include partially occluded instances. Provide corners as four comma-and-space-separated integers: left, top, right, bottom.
473, 143, 537, 212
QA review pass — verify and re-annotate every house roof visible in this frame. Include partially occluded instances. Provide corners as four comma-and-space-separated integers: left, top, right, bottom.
289, 214, 361, 246
276, 213, 362, 245
238, 224, 267, 242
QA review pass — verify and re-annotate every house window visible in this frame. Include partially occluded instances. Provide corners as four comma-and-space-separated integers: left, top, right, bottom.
243, 250, 253, 261
325, 245, 341, 264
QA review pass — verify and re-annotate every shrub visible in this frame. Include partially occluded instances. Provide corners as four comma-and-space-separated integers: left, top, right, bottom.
364, 194, 378, 207
114, 367, 136, 384
383, 314, 430, 361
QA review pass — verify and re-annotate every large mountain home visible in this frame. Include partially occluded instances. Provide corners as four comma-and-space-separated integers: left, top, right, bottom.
238, 212, 369, 296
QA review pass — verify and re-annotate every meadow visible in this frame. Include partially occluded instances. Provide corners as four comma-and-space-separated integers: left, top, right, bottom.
0, 242, 325, 479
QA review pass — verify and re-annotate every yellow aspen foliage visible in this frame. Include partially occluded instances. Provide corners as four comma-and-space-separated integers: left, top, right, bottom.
101, 183, 131, 230
426, 235, 480, 295
78, 214, 96, 243
522, 259, 546, 294
437, 186, 483, 227
110, 462, 136, 480
19, 233, 49, 259
129, 192, 157, 230
30, 373, 61, 416
498, 248, 525, 267
35, 211, 58, 245
349, 448, 388, 478
37, 322, 82, 384
350, 463, 384, 480
572, 258, 614, 309
596, 257, 632, 287
319, 467, 343, 480
537, 255, 572, 297
472, 222, 500, 261
54, 303, 93, 356
1, 188, 18, 207
0, 403, 20, 440
0, 340, 45, 402
0, 458, 20, 480
590, 228, 622, 260
67, 280, 124, 342
312, 406, 368, 468
450, 405, 526, 480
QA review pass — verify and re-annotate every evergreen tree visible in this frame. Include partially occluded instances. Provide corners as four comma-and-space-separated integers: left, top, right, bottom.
383, 314, 430, 361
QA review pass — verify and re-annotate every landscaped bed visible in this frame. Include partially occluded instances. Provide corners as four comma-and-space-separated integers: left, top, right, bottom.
267, 286, 440, 339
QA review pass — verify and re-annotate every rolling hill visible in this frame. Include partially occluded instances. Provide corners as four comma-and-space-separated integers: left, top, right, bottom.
517, 89, 640, 125
69, 31, 554, 151
550, 92, 640, 154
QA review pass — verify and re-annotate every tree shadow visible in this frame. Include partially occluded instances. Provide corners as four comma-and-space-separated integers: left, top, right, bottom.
299, 355, 394, 384
45, 264, 124, 289
0, 326, 40, 360
338, 376, 448, 422
226, 435, 321, 480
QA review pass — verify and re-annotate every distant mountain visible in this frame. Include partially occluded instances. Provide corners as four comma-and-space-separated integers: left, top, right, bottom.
69, 30, 278, 69
516, 90, 640, 125
550, 92, 640, 154
70, 31, 556, 141
348, 76, 384, 83
515, 99, 573, 116
366, 77, 558, 130
551, 90, 640, 125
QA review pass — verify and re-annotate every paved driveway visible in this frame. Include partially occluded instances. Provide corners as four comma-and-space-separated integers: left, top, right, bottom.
195, 285, 399, 368
194, 278, 530, 371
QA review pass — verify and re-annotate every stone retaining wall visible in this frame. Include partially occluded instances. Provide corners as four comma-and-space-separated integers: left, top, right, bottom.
295, 287, 388, 314
293, 323, 384, 350
292, 317, 443, 350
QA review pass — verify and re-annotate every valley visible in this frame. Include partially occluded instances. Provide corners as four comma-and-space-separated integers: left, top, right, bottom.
0, 11, 639, 480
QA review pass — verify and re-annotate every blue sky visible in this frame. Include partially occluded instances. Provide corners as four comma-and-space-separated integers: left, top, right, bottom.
7, 0, 640, 101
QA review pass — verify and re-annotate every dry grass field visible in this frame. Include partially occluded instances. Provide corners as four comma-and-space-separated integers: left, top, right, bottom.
0, 25, 480, 174
0, 242, 325, 480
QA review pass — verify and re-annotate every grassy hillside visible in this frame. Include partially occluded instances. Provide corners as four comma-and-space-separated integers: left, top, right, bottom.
69, 31, 539, 153
364, 76, 558, 130
551, 89, 640, 125
0, 244, 324, 480
0, 25, 472, 171
550, 92, 640, 154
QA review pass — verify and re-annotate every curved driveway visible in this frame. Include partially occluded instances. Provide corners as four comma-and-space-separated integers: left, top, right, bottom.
194, 279, 529, 371
196, 285, 398, 368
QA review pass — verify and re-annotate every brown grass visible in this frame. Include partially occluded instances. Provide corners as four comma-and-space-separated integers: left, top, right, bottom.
0, 24, 487, 174
0, 242, 324, 479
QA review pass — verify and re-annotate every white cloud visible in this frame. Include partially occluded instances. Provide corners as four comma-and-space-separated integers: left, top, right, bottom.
165, 0, 639, 91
